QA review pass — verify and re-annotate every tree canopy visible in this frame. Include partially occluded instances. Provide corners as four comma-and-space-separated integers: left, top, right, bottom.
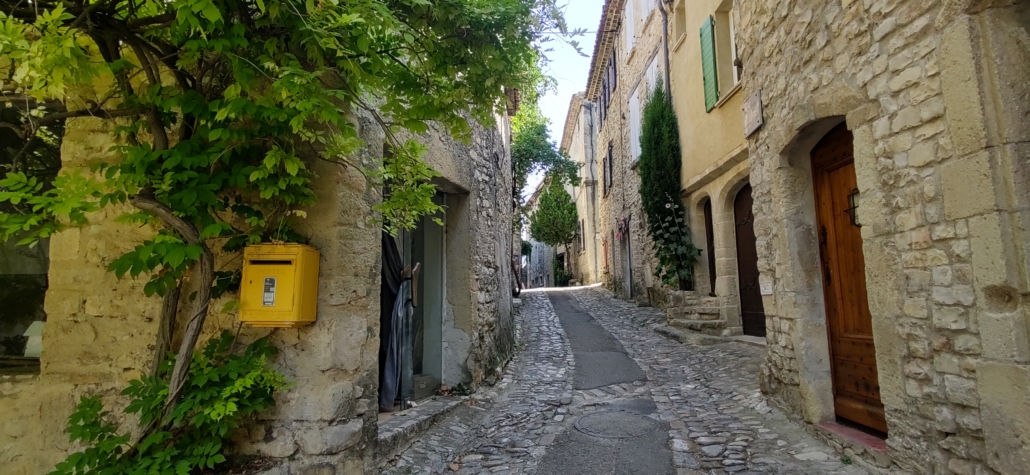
529, 176, 576, 249
512, 101, 578, 201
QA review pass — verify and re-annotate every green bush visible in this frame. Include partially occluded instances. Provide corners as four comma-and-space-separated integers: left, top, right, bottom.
554, 268, 572, 287
50, 332, 290, 475
637, 81, 700, 289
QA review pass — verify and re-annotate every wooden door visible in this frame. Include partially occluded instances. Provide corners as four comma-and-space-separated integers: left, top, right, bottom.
734, 184, 766, 337
812, 124, 887, 433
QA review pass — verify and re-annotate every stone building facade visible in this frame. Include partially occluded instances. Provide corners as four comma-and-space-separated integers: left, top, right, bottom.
586, 0, 667, 303
663, 0, 759, 337
560, 93, 602, 285
730, 0, 1030, 473
0, 107, 517, 474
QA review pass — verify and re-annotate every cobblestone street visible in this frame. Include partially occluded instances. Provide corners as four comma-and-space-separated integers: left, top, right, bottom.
383, 287, 869, 475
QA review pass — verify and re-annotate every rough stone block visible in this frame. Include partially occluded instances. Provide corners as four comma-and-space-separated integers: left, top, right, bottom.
907, 142, 937, 168
969, 213, 1016, 290
903, 298, 928, 319
298, 420, 363, 455
978, 310, 1030, 363
941, 16, 988, 155
48, 229, 81, 262
942, 151, 994, 220
889, 66, 924, 92
933, 306, 966, 330
944, 374, 978, 406
891, 105, 923, 133
953, 334, 982, 355
978, 361, 1030, 473
935, 352, 962, 375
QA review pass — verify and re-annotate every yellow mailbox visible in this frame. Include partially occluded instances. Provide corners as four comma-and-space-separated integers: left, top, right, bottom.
240, 243, 320, 328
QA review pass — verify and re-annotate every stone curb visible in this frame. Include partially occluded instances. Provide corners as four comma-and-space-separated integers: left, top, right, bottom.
376, 397, 466, 463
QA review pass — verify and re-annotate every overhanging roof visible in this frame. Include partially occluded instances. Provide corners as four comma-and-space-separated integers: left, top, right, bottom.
559, 93, 585, 154
584, 0, 625, 101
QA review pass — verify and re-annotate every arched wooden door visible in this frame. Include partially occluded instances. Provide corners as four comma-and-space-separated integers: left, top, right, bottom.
734, 184, 766, 337
812, 123, 887, 433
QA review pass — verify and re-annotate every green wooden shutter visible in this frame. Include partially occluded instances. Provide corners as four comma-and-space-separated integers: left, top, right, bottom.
700, 15, 719, 112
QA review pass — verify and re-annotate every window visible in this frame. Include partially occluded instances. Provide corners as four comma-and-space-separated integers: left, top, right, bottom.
700, 15, 719, 111
624, 0, 636, 53
599, 52, 617, 128
700, 0, 741, 112
603, 142, 614, 195
674, 2, 687, 41
629, 57, 660, 164
1, 105, 64, 374
629, 88, 641, 162
714, 0, 741, 93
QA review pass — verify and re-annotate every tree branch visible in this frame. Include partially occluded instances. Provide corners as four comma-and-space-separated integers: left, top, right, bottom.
129, 195, 214, 427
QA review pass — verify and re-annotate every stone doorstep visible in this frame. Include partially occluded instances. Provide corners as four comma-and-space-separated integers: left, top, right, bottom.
654, 324, 727, 346
813, 421, 892, 470
728, 335, 767, 348
669, 318, 728, 336
375, 397, 464, 463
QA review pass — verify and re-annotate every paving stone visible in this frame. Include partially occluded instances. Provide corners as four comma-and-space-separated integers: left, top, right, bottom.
384, 289, 869, 475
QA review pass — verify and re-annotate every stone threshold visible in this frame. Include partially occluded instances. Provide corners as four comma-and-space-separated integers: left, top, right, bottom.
728, 335, 767, 347
376, 396, 464, 462
653, 324, 728, 346
811, 421, 891, 472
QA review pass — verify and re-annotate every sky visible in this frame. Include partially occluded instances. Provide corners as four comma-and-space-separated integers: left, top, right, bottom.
522, 0, 605, 200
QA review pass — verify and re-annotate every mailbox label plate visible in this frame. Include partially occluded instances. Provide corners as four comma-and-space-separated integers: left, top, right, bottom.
263, 277, 277, 306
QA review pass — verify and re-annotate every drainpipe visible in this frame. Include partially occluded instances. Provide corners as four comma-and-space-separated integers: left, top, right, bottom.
585, 101, 600, 282
658, 0, 672, 98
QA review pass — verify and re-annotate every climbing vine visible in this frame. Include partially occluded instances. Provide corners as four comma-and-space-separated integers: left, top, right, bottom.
0, 0, 579, 462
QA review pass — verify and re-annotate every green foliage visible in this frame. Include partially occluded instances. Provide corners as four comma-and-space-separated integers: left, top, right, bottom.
510, 97, 579, 234
0, 0, 574, 297
512, 103, 579, 198
637, 82, 700, 288
49, 332, 289, 475
529, 177, 577, 249
520, 240, 533, 257
552, 259, 571, 287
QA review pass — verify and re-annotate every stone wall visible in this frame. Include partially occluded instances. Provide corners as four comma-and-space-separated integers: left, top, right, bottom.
589, 0, 667, 304
735, 0, 1030, 472
0, 107, 516, 474
665, 0, 754, 336
561, 94, 602, 285
0, 117, 167, 473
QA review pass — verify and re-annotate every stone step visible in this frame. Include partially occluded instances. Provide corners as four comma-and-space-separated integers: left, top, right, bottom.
377, 397, 464, 461
668, 318, 727, 336
694, 306, 721, 315
693, 311, 722, 321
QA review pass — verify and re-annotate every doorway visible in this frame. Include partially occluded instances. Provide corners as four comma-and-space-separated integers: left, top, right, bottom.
703, 199, 717, 297
734, 184, 765, 337
811, 123, 886, 433
619, 225, 633, 298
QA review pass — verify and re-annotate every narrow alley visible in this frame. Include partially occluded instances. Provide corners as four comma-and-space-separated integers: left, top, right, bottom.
382, 287, 868, 475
